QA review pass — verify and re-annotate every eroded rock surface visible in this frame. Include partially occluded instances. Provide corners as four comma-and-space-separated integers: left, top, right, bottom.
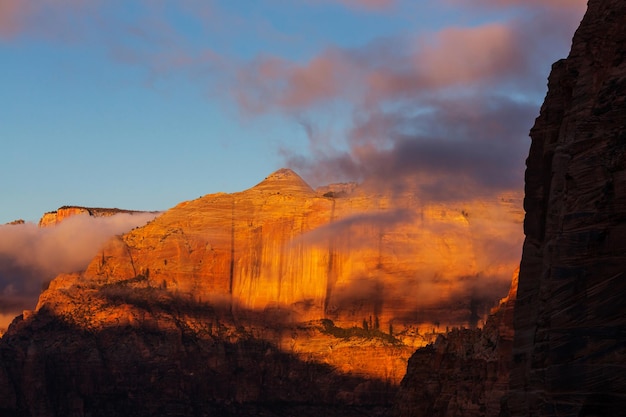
62, 168, 522, 340
508, 0, 626, 415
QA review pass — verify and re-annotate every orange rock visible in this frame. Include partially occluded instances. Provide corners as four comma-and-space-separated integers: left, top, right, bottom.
48, 169, 523, 336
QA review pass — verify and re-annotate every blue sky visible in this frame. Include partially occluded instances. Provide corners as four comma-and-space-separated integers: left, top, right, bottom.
1, 0, 587, 224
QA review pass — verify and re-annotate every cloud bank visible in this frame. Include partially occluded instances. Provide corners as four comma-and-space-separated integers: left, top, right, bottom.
0, 212, 159, 328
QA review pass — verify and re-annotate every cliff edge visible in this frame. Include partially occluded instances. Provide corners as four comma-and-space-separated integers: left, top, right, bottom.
508, 0, 626, 415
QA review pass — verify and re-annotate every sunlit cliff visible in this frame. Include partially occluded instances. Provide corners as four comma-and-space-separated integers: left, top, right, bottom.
0, 168, 524, 416
40, 169, 523, 340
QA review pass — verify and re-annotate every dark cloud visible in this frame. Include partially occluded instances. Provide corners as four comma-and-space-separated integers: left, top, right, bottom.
230, 3, 586, 201
287, 94, 536, 200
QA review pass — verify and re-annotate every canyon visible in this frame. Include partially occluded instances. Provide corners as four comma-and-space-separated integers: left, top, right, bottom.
2, 0, 625, 415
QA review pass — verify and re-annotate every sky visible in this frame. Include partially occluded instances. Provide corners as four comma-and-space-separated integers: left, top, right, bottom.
0, 0, 587, 225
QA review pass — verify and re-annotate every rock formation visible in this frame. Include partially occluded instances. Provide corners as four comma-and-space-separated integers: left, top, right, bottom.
4, 220, 24, 226
38, 206, 150, 227
0, 168, 523, 416
507, 1, 626, 415
53, 168, 521, 340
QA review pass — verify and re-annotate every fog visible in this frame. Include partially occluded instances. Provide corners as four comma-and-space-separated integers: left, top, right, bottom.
0, 212, 159, 329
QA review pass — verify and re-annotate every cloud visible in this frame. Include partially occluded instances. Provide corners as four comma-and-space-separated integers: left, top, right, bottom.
295, 209, 415, 248
0, 0, 25, 37
447, 0, 587, 12
0, 212, 159, 322
0, 0, 101, 40
233, 4, 582, 111
306, 0, 396, 11
233, 25, 515, 113
228, 4, 586, 201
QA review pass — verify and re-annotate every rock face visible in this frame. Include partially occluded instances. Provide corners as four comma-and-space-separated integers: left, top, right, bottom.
71, 168, 522, 339
0, 168, 523, 416
507, 1, 626, 415
38, 206, 149, 227
393, 271, 517, 417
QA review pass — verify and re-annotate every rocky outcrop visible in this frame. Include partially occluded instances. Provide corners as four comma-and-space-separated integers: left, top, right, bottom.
507, 1, 626, 415
38, 206, 149, 227
393, 271, 517, 417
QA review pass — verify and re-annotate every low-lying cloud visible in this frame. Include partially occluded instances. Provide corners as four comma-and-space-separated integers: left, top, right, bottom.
0, 212, 159, 327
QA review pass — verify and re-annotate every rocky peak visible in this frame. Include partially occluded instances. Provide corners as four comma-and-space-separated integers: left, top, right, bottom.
250, 168, 316, 196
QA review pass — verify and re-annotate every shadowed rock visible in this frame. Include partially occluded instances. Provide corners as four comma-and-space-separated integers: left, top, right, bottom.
508, 0, 626, 415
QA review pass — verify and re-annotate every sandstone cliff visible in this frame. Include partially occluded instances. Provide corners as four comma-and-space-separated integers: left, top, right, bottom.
0, 168, 523, 416
52, 168, 521, 340
507, 1, 626, 415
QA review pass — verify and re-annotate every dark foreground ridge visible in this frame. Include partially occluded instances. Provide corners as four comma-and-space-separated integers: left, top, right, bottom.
0, 295, 394, 417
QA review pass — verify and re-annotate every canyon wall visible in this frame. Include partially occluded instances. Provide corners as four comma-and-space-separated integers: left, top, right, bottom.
0, 168, 523, 416
63, 168, 522, 339
508, 0, 626, 415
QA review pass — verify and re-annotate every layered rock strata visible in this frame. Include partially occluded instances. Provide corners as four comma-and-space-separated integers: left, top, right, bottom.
0, 168, 523, 416
64, 168, 522, 339
508, 0, 626, 415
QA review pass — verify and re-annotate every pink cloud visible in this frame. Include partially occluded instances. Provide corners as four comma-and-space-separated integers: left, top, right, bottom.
0, 0, 101, 40
232, 20, 537, 114
307, 0, 396, 11
335, 0, 395, 10
451, 0, 587, 11
363, 23, 526, 103
235, 50, 358, 112
0, 0, 30, 37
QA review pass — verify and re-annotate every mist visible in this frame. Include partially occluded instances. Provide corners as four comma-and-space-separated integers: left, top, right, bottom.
0, 212, 159, 329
